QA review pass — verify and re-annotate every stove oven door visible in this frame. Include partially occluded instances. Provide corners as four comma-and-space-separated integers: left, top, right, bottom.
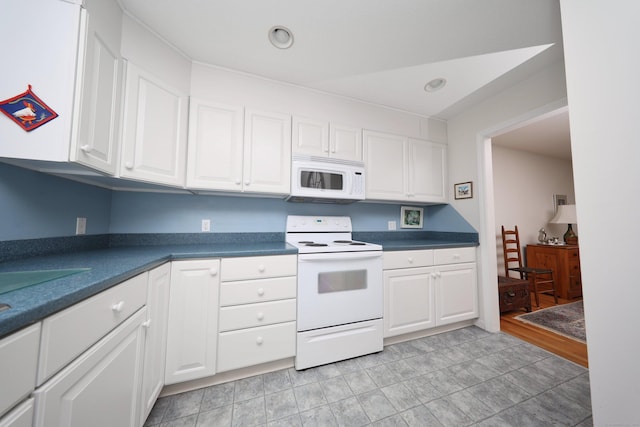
297, 251, 383, 331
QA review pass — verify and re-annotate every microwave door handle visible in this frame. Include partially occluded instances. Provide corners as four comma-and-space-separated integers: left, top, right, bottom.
299, 252, 383, 262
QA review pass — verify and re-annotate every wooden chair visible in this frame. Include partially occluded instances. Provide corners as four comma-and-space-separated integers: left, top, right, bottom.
501, 225, 558, 307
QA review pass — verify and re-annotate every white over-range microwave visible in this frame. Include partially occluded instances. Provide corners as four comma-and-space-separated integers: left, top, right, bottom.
286, 154, 365, 204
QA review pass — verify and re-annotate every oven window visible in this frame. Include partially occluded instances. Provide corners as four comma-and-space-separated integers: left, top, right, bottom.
300, 171, 344, 190
318, 270, 367, 293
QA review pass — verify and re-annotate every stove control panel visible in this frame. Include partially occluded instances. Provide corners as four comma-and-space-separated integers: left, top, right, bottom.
286, 215, 351, 233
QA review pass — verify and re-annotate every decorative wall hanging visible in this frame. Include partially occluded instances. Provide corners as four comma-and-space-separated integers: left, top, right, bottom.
401, 206, 423, 228
454, 181, 473, 199
0, 85, 58, 132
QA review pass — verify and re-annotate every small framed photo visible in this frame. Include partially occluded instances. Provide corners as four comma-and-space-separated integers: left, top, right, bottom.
553, 194, 567, 212
454, 182, 473, 200
401, 206, 423, 228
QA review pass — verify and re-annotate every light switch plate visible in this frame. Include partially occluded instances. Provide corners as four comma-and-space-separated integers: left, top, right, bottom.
201, 219, 211, 232
76, 217, 87, 235
388, 221, 397, 230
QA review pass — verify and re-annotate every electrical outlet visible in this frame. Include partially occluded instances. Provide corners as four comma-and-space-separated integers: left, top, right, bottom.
388, 220, 397, 230
76, 217, 87, 235
201, 219, 211, 232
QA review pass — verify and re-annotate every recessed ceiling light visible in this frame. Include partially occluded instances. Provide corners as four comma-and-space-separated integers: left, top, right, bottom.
424, 78, 447, 92
268, 26, 294, 49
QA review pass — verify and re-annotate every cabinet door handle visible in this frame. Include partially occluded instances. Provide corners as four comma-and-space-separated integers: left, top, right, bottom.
244, 180, 251, 186
256, 312, 264, 321
111, 301, 125, 313
235, 179, 241, 185
125, 162, 134, 170
80, 144, 91, 153
257, 288, 265, 296
209, 267, 218, 276
256, 336, 264, 345
142, 319, 152, 328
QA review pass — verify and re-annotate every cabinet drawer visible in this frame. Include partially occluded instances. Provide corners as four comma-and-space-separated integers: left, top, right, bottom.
434, 247, 476, 265
383, 250, 433, 270
0, 398, 33, 427
220, 276, 296, 306
221, 255, 297, 281
0, 324, 40, 418
37, 272, 148, 385
217, 322, 296, 372
219, 299, 296, 332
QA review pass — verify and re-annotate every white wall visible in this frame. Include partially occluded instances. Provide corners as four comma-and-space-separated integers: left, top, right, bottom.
560, 1, 640, 424
446, 60, 568, 333
492, 145, 575, 275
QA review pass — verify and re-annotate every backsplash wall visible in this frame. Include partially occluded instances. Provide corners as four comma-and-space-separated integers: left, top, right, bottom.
1, 162, 475, 241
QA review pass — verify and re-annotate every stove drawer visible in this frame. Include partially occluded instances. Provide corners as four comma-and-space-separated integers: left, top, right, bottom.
220, 276, 297, 306
217, 322, 296, 372
219, 299, 296, 332
383, 250, 434, 270
221, 255, 297, 281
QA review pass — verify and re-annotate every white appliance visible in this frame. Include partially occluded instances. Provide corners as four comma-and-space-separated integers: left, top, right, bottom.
286, 215, 383, 370
287, 154, 365, 204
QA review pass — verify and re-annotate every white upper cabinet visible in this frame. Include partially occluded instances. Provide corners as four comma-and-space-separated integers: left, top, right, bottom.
120, 62, 188, 187
187, 101, 291, 195
0, 0, 122, 175
69, 0, 123, 175
186, 99, 244, 191
364, 130, 447, 203
292, 116, 362, 161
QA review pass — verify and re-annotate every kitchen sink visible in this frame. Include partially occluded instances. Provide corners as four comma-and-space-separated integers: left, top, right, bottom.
0, 268, 91, 296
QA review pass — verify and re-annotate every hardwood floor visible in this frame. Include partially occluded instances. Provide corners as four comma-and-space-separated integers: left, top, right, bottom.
500, 293, 589, 368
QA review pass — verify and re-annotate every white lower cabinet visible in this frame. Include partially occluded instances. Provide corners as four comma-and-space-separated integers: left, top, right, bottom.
139, 263, 171, 425
165, 259, 220, 385
33, 308, 147, 427
217, 255, 297, 372
383, 247, 478, 338
0, 399, 34, 427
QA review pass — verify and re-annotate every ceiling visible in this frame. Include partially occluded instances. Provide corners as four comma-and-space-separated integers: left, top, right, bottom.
118, 0, 570, 159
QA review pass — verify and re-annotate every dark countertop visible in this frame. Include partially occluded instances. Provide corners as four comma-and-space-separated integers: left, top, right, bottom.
0, 233, 478, 339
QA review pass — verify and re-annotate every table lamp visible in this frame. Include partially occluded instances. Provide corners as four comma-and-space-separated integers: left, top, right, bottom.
549, 204, 578, 244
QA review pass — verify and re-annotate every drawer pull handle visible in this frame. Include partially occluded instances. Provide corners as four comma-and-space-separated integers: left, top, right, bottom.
257, 312, 264, 321
142, 319, 152, 328
256, 336, 263, 345
407, 257, 414, 263
257, 288, 265, 296
80, 144, 91, 153
111, 301, 125, 313
209, 267, 218, 276
453, 254, 461, 259
258, 265, 266, 273
125, 162, 133, 170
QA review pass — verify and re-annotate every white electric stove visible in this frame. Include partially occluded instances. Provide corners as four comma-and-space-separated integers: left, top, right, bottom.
286, 215, 384, 370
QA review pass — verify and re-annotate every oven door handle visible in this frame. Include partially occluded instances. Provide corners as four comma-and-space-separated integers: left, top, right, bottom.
298, 251, 383, 262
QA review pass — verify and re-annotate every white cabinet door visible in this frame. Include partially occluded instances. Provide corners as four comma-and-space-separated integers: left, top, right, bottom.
0, 324, 40, 419
383, 267, 435, 338
407, 138, 446, 203
120, 62, 188, 187
165, 259, 220, 385
363, 130, 406, 201
0, 399, 33, 427
186, 100, 244, 191
292, 117, 329, 157
33, 309, 146, 427
434, 263, 478, 326
243, 109, 291, 195
330, 124, 362, 161
69, 0, 123, 175
139, 263, 171, 425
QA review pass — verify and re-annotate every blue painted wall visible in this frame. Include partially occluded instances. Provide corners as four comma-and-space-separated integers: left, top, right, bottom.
1, 162, 476, 240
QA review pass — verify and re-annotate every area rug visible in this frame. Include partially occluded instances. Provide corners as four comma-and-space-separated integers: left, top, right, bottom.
516, 301, 586, 343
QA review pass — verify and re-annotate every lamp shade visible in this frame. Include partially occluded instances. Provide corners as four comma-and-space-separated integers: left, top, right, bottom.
550, 204, 577, 224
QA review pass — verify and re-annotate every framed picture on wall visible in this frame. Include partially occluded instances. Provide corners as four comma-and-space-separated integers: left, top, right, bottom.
454, 182, 473, 199
401, 206, 423, 228
554, 194, 567, 212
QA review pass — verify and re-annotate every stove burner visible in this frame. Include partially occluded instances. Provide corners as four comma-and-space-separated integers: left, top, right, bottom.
305, 243, 328, 247
333, 240, 353, 244
350, 242, 366, 246
298, 241, 315, 244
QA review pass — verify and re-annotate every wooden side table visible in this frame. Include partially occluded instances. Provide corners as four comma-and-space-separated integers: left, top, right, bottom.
498, 276, 531, 313
526, 244, 582, 299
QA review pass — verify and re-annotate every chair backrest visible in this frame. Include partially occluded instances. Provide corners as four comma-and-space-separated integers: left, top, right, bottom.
501, 225, 523, 277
